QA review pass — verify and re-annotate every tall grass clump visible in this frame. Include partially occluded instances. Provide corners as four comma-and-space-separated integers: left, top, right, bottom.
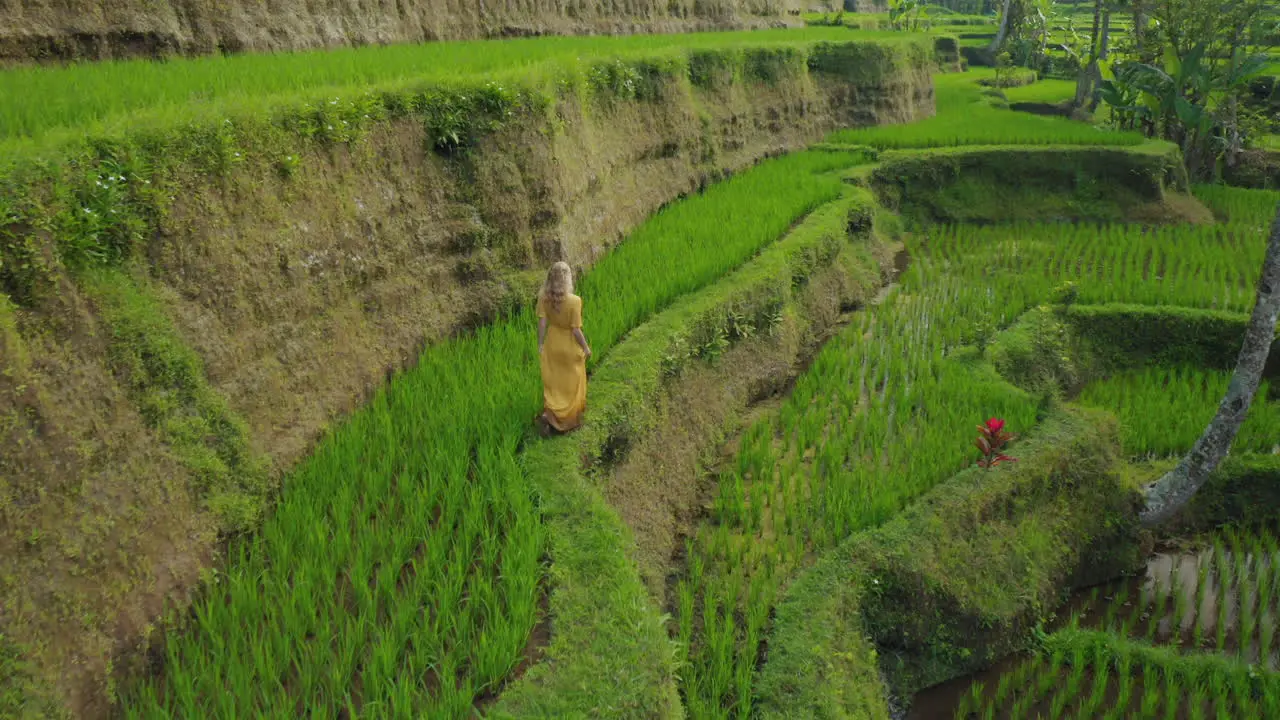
120, 149, 867, 717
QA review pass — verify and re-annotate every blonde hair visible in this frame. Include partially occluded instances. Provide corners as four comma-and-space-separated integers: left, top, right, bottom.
541, 261, 573, 310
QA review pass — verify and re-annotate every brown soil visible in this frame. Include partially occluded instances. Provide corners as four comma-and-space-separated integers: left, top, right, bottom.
0, 0, 805, 64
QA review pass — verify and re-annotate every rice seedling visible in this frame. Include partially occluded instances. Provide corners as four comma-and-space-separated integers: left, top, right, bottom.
120, 149, 865, 716
1054, 525, 1280, 675
1076, 367, 1280, 459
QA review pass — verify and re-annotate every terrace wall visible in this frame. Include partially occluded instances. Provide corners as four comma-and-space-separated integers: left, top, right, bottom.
0, 41, 934, 717
0, 0, 806, 64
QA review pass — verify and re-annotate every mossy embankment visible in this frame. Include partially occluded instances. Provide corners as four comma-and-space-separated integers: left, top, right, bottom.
0, 38, 935, 717
865, 141, 1210, 225
0, 0, 806, 63
754, 407, 1144, 718
491, 181, 896, 717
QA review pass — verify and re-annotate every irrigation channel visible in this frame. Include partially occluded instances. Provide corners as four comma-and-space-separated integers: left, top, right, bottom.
907, 522, 1280, 719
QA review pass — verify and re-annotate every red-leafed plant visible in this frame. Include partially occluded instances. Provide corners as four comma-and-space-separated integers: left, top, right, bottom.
976, 417, 1016, 470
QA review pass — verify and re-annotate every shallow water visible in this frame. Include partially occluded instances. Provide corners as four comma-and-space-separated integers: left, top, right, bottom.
906, 524, 1280, 719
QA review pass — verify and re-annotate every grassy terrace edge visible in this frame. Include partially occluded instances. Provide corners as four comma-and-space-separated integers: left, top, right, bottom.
491, 183, 886, 717
0, 35, 933, 308
753, 398, 1141, 717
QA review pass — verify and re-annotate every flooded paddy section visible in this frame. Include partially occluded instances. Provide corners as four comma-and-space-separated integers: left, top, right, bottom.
908, 523, 1280, 719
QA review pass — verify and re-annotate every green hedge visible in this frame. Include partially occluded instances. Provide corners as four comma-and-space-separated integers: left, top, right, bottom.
1061, 303, 1278, 375
491, 188, 884, 717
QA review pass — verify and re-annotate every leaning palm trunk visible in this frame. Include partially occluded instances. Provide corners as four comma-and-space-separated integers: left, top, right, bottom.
1085, 10, 1112, 112
1073, 0, 1105, 108
1141, 203, 1280, 526
989, 0, 1015, 54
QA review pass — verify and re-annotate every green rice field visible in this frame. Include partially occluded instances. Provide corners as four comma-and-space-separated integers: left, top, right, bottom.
1078, 367, 1280, 459
928, 524, 1280, 719
5, 12, 1279, 714
679, 180, 1280, 716
120, 149, 863, 716
828, 69, 1143, 147
0, 28, 907, 150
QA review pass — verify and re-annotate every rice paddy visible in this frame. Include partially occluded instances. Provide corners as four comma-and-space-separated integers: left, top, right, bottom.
6, 14, 1279, 713
919, 525, 1280, 720
1077, 367, 1280, 459
119, 149, 865, 717
0, 27, 907, 150
677, 177, 1280, 715
828, 69, 1144, 148
1069, 525, 1280, 669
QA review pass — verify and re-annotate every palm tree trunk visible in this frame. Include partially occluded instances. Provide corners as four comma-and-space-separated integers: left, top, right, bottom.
1073, 0, 1105, 107
989, 0, 1015, 55
1141, 204, 1280, 526
1086, 9, 1112, 112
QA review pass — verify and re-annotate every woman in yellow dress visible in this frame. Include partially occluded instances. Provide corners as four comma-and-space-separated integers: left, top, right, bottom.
537, 262, 591, 434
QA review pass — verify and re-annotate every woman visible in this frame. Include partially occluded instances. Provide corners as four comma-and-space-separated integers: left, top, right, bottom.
537, 261, 591, 434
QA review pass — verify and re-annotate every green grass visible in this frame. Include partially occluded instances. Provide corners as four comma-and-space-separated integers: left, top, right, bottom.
119, 149, 865, 717
828, 70, 1144, 147
1002, 78, 1077, 104
0, 28, 913, 152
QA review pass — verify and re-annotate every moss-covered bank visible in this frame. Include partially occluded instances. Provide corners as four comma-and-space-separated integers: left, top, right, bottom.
866, 142, 1209, 225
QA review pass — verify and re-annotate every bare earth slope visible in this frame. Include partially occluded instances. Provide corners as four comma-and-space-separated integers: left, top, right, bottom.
1, 0, 805, 62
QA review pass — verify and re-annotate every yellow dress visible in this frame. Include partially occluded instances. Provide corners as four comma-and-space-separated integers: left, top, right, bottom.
538, 293, 587, 432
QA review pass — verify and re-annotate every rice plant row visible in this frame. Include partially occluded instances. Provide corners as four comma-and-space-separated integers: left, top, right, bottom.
120, 149, 866, 717
827, 70, 1146, 148
0, 27, 901, 146
1069, 526, 1280, 671
923, 220, 1273, 318
1077, 366, 1280, 459
676, 185, 1280, 718
952, 638, 1280, 719
677, 245, 1042, 718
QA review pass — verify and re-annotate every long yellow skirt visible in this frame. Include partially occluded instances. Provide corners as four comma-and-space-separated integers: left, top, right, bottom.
540, 326, 587, 431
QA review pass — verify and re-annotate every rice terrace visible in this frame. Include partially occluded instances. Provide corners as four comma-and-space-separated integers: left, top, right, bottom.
3, 0, 1280, 717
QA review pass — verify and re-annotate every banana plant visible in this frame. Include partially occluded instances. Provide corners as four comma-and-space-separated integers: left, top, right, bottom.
1096, 40, 1270, 176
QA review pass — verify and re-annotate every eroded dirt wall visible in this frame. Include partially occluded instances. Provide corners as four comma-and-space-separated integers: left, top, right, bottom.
0, 0, 805, 63
0, 49, 933, 717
